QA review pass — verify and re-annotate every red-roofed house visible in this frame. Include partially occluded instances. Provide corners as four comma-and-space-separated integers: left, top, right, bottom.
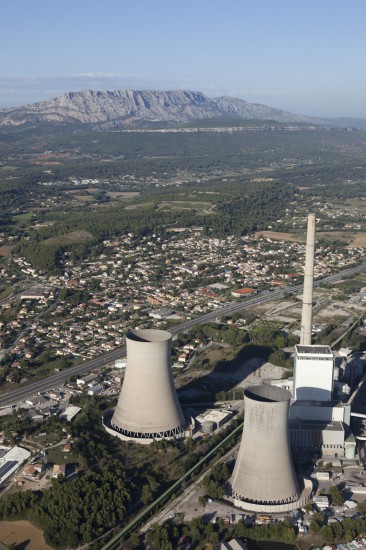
231, 288, 256, 298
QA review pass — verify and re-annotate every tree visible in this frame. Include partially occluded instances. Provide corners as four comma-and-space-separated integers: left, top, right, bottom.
329, 485, 344, 506
198, 495, 205, 509
129, 531, 140, 549
310, 518, 321, 533
140, 483, 153, 505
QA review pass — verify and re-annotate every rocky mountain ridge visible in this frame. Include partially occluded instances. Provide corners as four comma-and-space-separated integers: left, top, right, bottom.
0, 89, 324, 128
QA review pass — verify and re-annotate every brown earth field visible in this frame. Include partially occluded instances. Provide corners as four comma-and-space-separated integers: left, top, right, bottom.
0, 246, 12, 257
349, 233, 366, 247
0, 520, 53, 550
258, 230, 366, 247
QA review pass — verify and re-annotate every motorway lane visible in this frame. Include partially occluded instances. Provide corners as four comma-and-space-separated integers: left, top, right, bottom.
1, 260, 366, 408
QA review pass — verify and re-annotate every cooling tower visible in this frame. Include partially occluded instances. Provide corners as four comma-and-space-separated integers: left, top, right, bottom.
111, 329, 186, 440
230, 385, 300, 511
300, 213, 316, 345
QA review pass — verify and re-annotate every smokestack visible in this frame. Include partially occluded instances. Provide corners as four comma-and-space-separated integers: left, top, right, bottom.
300, 213, 316, 346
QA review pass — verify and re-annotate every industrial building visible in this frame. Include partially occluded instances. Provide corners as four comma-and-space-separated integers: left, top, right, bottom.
0, 446, 31, 486
230, 385, 311, 513
289, 214, 352, 458
229, 213, 358, 515
195, 409, 233, 434
293, 345, 334, 401
105, 329, 187, 444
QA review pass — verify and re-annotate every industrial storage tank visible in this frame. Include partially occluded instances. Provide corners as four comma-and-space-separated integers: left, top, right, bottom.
230, 385, 300, 512
110, 329, 186, 441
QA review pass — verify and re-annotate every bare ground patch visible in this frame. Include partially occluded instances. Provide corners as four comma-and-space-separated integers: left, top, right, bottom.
258, 230, 366, 247
158, 201, 215, 214
44, 230, 94, 247
125, 202, 154, 210
257, 231, 305, 242
0, 520, 53, 550
349, 233, 366, 248
0, 245, 13, 257
71, 194, 94, 202
107, 191, 140, 199
315, 300, 365, 320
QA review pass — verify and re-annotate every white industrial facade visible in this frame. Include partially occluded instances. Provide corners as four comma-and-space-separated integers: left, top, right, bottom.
293, 345, 334, 401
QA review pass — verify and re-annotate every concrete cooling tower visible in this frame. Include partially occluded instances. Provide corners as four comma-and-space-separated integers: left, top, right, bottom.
230, 385, 304, 513
109, 329, 186, 442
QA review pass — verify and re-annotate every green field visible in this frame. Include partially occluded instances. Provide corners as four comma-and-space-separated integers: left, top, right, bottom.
46, 447, 79, 466
11, 211, 33, 228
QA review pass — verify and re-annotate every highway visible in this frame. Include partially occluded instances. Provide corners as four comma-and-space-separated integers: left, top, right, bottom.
1, 260, 366, 408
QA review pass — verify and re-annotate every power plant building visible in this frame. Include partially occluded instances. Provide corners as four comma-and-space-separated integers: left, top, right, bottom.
289, 214, 351, 458
104, 329, 186, 444
230, 385, 310, 512
293, 345, 334, 401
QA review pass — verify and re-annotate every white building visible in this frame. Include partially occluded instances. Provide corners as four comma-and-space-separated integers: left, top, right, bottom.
313, 495, 329, 510
293, 345, 334, 401
0, 446, 31, 485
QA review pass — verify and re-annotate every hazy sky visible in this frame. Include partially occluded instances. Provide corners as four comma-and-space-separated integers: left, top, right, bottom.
1, 0, 365, 117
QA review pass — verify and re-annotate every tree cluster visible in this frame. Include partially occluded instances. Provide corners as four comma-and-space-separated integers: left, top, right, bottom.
0, 463, 131, 548
202, 461, 229, 499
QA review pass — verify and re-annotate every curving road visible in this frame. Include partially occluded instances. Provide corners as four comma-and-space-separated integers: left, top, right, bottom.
1, 260, 366, 408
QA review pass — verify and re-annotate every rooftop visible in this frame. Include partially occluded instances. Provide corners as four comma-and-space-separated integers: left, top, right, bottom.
297, 344, 333, 355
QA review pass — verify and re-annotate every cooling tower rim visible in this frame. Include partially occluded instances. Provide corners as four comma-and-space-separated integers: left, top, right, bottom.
127, 328, 172, 343
245, 384, 292, 403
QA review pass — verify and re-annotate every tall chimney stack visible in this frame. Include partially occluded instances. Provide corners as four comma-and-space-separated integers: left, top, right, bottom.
300, 213, 316, 345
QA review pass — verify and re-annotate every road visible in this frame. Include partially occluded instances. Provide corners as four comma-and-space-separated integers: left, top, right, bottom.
1, 260, 366, 408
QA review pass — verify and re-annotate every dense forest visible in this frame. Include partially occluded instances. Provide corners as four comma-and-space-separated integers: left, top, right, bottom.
0, 464, 131, 548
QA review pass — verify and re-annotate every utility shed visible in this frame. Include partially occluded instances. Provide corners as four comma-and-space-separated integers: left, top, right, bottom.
196, 409, 233, 430
59, 406, 81, 422
313, 495, 329, 509
344, 499, 357, 509
317, 471, 330, 481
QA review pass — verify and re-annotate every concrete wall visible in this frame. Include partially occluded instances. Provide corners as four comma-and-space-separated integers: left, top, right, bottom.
289, 402, 345, 423
293, 346, 334, 402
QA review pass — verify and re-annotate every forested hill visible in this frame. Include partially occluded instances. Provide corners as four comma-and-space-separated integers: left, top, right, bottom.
13, 182, 293, 273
